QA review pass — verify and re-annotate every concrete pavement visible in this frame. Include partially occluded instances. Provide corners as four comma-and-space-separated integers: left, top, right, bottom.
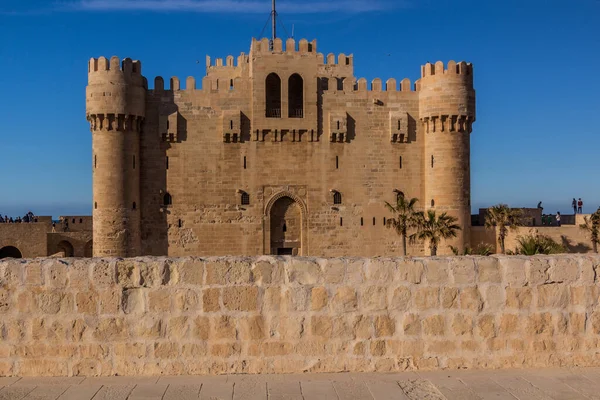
2, 368, 600, 399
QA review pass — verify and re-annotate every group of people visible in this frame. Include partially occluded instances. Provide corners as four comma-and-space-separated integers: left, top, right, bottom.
572, 198, 584, 214
0, 211, 37, 224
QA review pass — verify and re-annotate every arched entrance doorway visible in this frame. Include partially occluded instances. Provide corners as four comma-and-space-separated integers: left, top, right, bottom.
269, 196, 302, 255
57, 241, 74, 257
0, 246, 22, 259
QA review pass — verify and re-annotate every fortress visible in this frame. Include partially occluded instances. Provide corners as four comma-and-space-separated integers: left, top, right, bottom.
86, 36, 476, 258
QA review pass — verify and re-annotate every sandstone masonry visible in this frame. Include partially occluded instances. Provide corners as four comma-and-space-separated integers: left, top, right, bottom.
86, 38, 476, 258
1, 255, 599, 377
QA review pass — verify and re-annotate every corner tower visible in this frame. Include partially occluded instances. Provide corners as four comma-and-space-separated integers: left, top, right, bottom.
86, 56, 146, 257
418, 61, 476, 253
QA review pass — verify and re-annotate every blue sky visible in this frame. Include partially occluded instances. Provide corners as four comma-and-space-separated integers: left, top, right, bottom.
0, 0, 599, 218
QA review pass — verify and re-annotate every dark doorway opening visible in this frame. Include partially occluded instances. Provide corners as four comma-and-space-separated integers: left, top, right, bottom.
277, 248, 293, 256
0, 246, 22, 259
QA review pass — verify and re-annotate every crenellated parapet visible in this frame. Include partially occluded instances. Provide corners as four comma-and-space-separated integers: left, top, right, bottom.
251, 37, 318, 55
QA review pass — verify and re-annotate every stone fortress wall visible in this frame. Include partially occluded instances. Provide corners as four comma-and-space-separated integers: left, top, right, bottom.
1, 255, 599, 377
86, 37, 476, 259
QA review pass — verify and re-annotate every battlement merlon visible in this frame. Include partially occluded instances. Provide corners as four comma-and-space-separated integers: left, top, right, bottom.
417, 60, 476, 124
86, 56, 146, 120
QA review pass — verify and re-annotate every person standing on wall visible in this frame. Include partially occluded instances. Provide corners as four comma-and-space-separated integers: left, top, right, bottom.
572, 198, 577, 214
556, 212, 561, 227
578, 198, 584, 214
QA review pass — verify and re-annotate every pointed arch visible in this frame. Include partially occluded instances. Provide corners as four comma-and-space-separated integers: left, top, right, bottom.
288, 73, 304, 118
265, 73, 281, 118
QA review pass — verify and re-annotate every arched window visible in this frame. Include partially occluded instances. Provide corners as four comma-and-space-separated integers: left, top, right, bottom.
163, 192, 172, 206
333, 191, 342, 205
132, 202, 137, 210
431, 199, 435, 207
241, 192, 250, 206
288, 73, 304, 118
265, 73, 281, 118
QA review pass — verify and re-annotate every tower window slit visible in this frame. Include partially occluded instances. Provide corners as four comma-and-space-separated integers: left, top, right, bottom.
373, 217, 376, 226
431, 155, 434, 168
178, 219, 182, 228
94, 202, 97, 209
230, 120, 233, 130
133, 155, 135, 169
94, 155, 97, 169
283, 222, 287, 233
431, 199, 435, 207
361, 217, 364, 226
399, 156, 402, 169
230, 79, 234, 90
340, 217, 343, 227
336, 156, 339, 169
132, 202, 137, 210
384, 217, 386, 225
166, 156, 169, 170
243, 156, 247, 169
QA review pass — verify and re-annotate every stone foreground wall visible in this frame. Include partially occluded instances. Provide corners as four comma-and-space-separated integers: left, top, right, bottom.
1, 255, 600, 377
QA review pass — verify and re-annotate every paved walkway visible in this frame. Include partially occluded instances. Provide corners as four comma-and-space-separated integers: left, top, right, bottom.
2, 368, 600, 399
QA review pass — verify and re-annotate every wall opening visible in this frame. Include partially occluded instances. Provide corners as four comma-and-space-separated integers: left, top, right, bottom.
166, 156, 169, 170
94, 155, 97, 169
241, 192, 250, 206
265, 73, 282, 118
431, 199, 435, 207
340, 217, 343, 227
56, 241, 74, 258
336, 156, 339, 169
132, 202, 137, 210
230, 79, 234, 90
243, 156, 247, 169
0, 246, 22, 259
373, 217, 376, 226
84, 240, 93, 258
94, 202, 97, 209
270, 196, 302, 256
333, 191, 342, 205
79, 218, 83, 223
431, 155, 435, 168
178, 219, 182, 228
361, 217, 364, 226
288, 73, 304, 118
163, 192, 173, 206
399, 156, 402, 169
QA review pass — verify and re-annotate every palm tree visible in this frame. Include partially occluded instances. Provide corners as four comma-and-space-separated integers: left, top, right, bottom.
385, 195, 420, 256
580, 210, 600, 253
411, 210, 461, 256
484, 204, 523, 254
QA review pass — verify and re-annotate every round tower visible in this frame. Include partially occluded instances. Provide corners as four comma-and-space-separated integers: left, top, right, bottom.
86, 56, 146, 257
418, 61, 476, 254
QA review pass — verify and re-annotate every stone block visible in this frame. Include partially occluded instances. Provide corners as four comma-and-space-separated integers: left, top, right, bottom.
116, 260, 139, 287
332, 287, 357, 312
483, 285, 504, 311
251, 261, 275, 285
452, 314, 473, 336
374, 315, 395, 337
18, 360, 68, 377
223, 286, 258, 311
345, 260, 365, 284
262, 341, 294, 356
76, 291, 98, 314
451, 258, 476, 284
264, 287, 282, 312
424, 259, 449, 284
548, 258, 579, 283
310, 287, 328, 311
93, 318, 128, 341
323, 259, 346, 284
36, 289, 73, 314
537, 284, 569, 308
370, 340, 386, 356
202, 288, 221, 312
396, 260, 424, 283
442, 287, 459, 309
499, 314, 519, 335
505, 287, 532, 309
182, 343, 207, 357
1, 261, 23, 287
353, 315, 373, 339
134, 317, 165, 340
148, 289, 171, 312
167, 316, 190, 339
366, 260, 394, 281
527, 258, 551, 285
286, 259, 322, 285
500, 257, 527, 287
415, 287, 439, 310
45, 261, 69, 288
206, 260, 252, 285
477, 315, 496, 338
92, 260, 115, 287
459, 287, 483, 311
122, 288, 145, 314
210, 316, 236, 340
403, 314, 421, 335
570, 312, 586, 334
154, 342, 179, 359
211, 342, 241, 357
423, 315, 446, 336
361, 286, 387, 311
527, 313, 554, 335
114, 343, 147, 358
140, 260, 169, 287
98, 288, 121, 314
311, 316, 332, 338
0, 289, 12, 313
173, 289, 200, 312
239, 316, 265, 340
477, 257, 501, 283
390, 286, 411, 310
176, 259, 204, 285
24, 262, 43, 286
427, 340, 456, 355
70, 260, 91, 288
193, 316, 209, 340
